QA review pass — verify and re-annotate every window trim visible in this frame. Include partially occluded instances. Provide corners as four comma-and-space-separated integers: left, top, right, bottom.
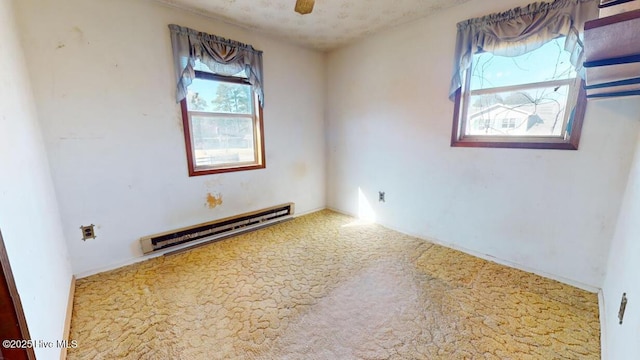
180, 71, 265, 176
451, 58, 588, 151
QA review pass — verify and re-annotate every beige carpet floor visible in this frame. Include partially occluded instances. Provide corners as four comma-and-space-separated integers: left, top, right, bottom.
68, 210, 600, 359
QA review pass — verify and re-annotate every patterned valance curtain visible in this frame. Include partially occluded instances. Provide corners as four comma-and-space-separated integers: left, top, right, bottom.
449, 0, 599, 100
169, 24, 264, 107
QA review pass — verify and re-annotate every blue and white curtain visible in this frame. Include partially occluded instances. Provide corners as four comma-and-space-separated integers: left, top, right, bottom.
450, 0, 599, 100
169, 24, 264, 107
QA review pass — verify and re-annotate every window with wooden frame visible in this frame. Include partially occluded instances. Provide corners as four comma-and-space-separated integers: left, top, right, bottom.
180, 67, 265, 176
169, 24, 265, 176
449, 0, 598, 150
452, 37, 587, 150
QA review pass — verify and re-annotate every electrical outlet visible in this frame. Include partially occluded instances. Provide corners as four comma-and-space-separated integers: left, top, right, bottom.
379, 191, 385, 202
80, 224, 96, 241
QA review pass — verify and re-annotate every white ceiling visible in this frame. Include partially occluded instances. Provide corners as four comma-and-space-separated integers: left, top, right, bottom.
157, 0, 472, 51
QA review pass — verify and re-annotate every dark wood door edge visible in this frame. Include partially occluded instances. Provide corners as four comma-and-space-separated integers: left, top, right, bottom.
0, 230, 36, 360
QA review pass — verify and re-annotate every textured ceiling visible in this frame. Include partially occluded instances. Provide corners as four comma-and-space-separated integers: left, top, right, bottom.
157, 0, 472, 51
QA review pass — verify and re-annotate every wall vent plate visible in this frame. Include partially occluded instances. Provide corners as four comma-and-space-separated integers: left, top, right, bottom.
80, 224, 96, 241
618, 292, 628, 324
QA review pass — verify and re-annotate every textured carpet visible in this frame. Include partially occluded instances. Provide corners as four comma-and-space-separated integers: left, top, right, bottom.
68, 210, 600, 359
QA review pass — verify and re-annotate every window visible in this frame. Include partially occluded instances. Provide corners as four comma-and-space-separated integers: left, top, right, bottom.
501, 119, 516, 129
452, 37, 586, 149
448, 0, 597, 150
168, 24, 265, 176
181, 69, 265, 176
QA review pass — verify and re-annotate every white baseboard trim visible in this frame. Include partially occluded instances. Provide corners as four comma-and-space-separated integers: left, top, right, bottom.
75, 252, 164, 279
599, 289, 608, 360
325, 206, 358, 219
293, 206, 327, 217
60, 275, 76, 360
425, 237, 599, 293
325, 206, 599, 293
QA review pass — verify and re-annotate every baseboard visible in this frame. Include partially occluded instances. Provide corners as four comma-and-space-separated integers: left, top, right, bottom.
424, 236, 599, 292
75, 253, 161, 279
60, 275, 76, 360
76, 206, 330, 279
325, 206, 599, 292
598, 289, 608, 360
293, 206, 327, 217
325, 206, 359, 219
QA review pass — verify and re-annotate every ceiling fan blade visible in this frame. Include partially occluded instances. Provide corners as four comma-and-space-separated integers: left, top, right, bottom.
295, 0, 315, 15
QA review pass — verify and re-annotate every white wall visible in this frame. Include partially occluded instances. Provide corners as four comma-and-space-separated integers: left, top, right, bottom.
14, 0, 326, 276
326, 0, 640, 289
0, 1, 74, 359
602, 121, 640, 359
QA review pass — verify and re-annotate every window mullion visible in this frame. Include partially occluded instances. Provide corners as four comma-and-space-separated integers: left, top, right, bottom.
469, 78, 574, 96
188, 111, 252, 118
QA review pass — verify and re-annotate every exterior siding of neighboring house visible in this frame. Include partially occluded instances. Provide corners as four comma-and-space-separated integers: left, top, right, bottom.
468, 102, 565, 136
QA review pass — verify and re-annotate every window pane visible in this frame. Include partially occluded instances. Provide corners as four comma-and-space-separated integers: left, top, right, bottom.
466, 85, 573, 137
193, 60, 247, 78
186, 78, 252, 114
190, 116, 256, 167
469, 38, 576, 91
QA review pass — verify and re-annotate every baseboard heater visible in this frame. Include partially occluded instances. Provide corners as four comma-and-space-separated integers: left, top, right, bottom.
140, 203, 294, 255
